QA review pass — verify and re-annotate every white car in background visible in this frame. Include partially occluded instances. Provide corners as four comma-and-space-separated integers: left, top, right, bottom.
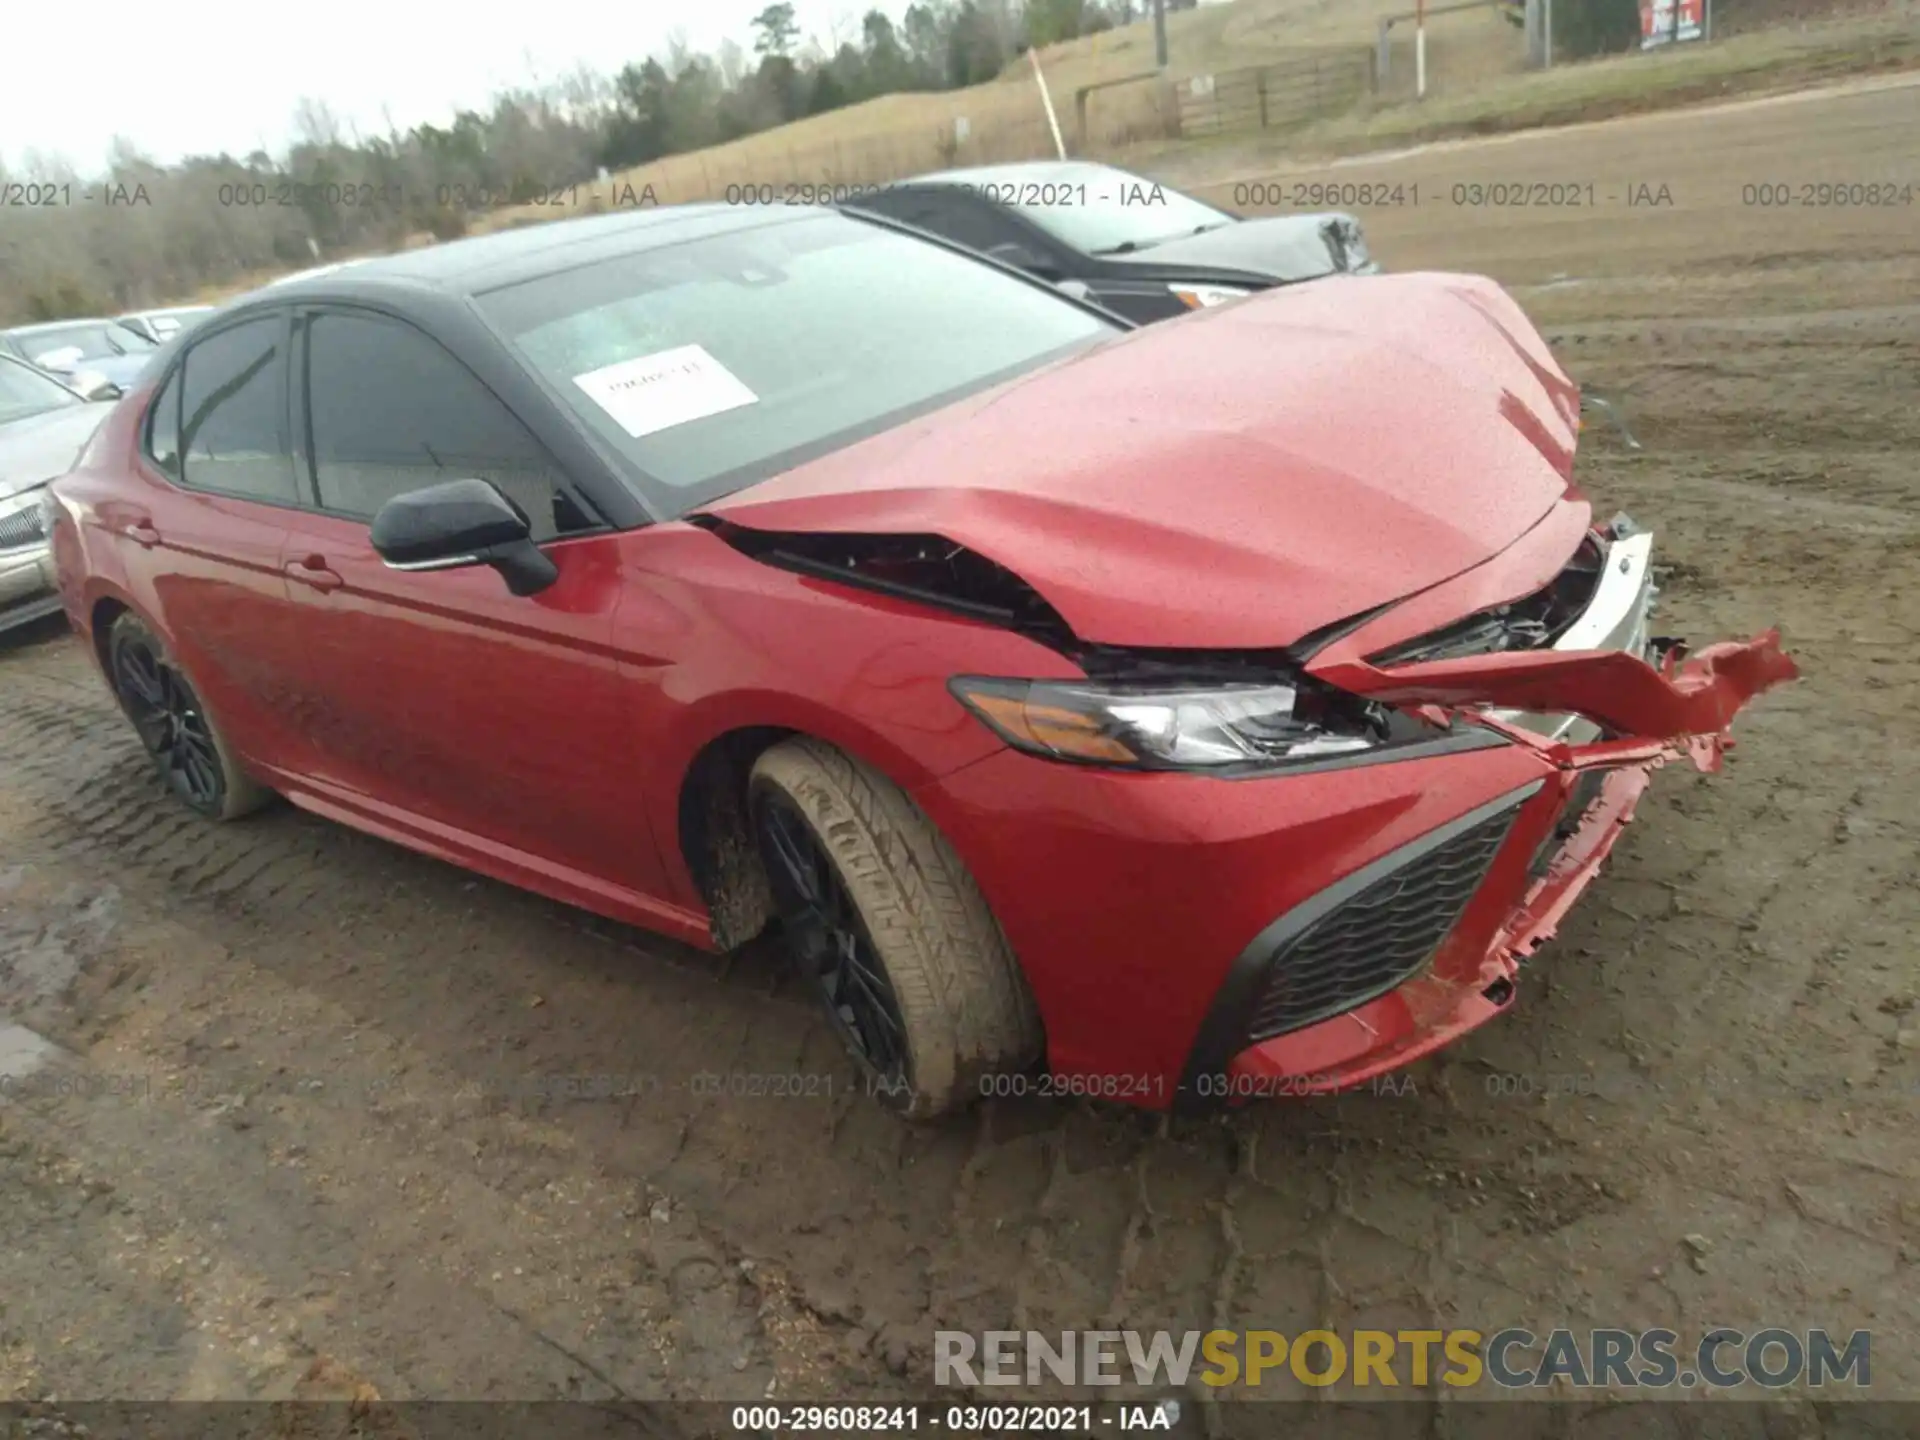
266, 258, 372, 288
0, 355, 114, 635
117, 305, 219, 344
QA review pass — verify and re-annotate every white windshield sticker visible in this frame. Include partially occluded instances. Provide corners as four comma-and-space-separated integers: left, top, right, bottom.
571, 344, 757, 439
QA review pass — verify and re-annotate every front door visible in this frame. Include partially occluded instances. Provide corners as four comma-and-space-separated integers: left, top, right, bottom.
271, 307, 666, 905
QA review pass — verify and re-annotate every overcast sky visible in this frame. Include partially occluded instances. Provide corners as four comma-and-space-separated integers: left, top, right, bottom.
4, 0, 899, 175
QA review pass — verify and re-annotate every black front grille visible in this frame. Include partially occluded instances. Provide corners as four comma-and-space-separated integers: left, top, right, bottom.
1246, 802, 1523, 1042
0, 505, 47, 551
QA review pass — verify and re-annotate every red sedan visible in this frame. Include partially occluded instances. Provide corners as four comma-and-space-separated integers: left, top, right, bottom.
45, 205, 1797, 1116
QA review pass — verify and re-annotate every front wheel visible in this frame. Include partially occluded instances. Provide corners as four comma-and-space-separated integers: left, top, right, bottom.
748, 738, 1043, 1119
108, 612, 271, 821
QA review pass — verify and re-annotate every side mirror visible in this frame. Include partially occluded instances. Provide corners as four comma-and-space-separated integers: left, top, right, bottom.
70, 370, 123, 403
369, 478, 558, 597
986, 241, 1059, 280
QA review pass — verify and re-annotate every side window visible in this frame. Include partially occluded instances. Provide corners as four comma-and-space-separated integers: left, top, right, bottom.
146, 368, 181, 477
304, 311, 586, 542
179, 317, 297, 502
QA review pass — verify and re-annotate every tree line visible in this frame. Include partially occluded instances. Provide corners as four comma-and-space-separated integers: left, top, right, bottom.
0, 0, 1190, 322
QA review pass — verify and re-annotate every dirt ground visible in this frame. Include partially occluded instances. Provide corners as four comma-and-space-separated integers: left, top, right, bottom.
3, 77, 1918, 1433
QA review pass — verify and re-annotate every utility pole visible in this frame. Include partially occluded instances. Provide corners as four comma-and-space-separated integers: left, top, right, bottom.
1415, 0, 1427, 98
1028, 48, 1067, 159
1544, 0, 1553, 68
1153, 0, 1168, 68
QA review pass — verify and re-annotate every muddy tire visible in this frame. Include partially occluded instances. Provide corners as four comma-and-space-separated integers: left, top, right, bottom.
107, 612, 272, 822
748, 737, 1043, 1119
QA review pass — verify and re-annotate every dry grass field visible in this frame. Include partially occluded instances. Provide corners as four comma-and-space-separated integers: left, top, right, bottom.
565, 0, 1528, 202
182, 5, 1917, 303
489, 4, 1915, 219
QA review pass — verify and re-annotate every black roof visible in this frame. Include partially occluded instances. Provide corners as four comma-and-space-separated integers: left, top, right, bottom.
255, 202, 827, 301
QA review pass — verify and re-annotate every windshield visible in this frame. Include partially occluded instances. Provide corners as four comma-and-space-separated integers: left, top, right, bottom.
481, 210, 1118, 515
14, 321, 158, 362
0, 356, 82, 425
1000, 165, 1234, 255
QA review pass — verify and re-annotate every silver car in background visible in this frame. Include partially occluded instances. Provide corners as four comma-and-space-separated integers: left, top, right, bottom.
0, 355, 114, 634
117, 305, 218, 344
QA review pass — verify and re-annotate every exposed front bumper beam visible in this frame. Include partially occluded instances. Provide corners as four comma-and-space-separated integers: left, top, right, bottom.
1315, 628, 1800, 773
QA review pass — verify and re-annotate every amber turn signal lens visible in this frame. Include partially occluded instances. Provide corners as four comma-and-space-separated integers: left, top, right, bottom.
960, 690, 1138, 764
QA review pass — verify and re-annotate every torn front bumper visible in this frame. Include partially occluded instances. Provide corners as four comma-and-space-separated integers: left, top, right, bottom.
1308, 521, 1799, 775
913, 513, 1798, 1111
1179, 523, 1799, 1105
1202, 756, 1652, 1105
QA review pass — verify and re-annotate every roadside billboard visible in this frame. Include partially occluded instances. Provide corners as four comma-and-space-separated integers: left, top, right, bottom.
1641, 0, 1705, 47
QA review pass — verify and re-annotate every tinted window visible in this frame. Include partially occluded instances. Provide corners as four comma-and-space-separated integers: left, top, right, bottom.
304, 312, 583, 541
179, 317, 297, 502
147, 369, 181, 475
480, 210, 1116, 515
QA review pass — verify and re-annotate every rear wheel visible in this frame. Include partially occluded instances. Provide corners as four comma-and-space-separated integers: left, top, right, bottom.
748, 738, 1042, 1118
108, 613, 271, 821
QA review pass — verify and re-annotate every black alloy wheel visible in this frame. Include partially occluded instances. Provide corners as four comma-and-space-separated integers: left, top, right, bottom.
112, 627, 227, 814
752, 790, 911, 1085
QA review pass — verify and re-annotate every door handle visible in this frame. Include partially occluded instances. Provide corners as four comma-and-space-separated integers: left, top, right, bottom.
124, 519, 160, 548
284, 556, 344, 593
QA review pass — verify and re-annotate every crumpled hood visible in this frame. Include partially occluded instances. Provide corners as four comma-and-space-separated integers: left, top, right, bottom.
708, 271, 1582, 650
0, 403, 116, 500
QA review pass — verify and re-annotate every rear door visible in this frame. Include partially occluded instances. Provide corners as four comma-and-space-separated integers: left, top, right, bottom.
120, 313, 307, 775
272, 305, 664, 899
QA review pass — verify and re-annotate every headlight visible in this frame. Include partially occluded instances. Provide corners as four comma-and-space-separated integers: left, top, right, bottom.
1169, 283, 1254, 309
949, 676, 1410, 771
36, 486, 60, 536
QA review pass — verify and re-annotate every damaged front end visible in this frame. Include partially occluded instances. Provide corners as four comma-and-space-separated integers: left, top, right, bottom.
692, 501, 1799, 1107
1169, 515, 1799, 1105
691, 493, 1799, 802
1306, 513, 1800, 776
695, 507, 1796, 782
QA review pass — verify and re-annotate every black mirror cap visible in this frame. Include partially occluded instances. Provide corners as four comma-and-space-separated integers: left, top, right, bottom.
370, 478, 530, 568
